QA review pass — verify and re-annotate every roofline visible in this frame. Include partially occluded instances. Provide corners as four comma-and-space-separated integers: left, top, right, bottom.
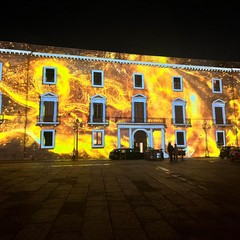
0, 48, 239, 72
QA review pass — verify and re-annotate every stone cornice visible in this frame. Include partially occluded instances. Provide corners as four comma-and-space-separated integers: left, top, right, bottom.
0, 48, 239, 72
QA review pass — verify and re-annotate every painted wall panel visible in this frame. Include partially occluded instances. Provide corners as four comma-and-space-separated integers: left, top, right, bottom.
0, 42, 239, 160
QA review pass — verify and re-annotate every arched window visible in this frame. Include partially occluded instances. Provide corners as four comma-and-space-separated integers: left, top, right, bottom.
38, 92, 59, 125
89, 95, 107, 124
212, 99, 226, 125
0, 62, 2, 81
132, 94, 147, 123
172, 98, 186, 125
0, 92, 3, 124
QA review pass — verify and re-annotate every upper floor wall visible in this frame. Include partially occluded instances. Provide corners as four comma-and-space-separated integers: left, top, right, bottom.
0, 41, 239, 159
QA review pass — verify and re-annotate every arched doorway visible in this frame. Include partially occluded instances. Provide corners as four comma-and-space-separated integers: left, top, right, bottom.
133, 130, 148, 153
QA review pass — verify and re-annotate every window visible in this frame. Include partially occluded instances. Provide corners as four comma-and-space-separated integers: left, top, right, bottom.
212, 78, 222, 93
212, 99, 226, 125
41, 129, 55, 148
216, 130, 225, 147
132, 94, 147, 122
92, 129, 104, 148
92, 70, 104, 87
0, 92, 2, 114
38, 92, 59, 125
89, 95, 107, 124
172, 76, 183, 91
175, 130, 186, 147
133, 73, 144, 89
0, 62, 2, 81
43, 67, 57, 84
172, 98, 186, 125
0, 92, 3, 123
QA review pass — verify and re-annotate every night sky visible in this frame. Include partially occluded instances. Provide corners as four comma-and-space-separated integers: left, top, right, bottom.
1, 1, 240, 62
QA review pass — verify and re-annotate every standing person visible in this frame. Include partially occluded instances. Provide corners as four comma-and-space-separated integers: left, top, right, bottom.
173, 144, 179, 162
167, 142, 174, 162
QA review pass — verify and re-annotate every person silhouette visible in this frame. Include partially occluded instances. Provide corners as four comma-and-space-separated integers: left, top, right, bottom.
173, 144, 179, 162
167, 142, 174, 162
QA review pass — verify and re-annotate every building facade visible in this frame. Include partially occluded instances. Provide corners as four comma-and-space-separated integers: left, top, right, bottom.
0, 41, 239, 160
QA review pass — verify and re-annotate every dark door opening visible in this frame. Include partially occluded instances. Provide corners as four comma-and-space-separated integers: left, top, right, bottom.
134, 130, 147, 152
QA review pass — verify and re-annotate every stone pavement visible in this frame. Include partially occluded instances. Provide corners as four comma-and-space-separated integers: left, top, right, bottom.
0, 158, 240, 240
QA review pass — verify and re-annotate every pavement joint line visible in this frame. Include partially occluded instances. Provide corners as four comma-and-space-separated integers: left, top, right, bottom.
198, 185, 208, 191
155, 166, 170, 172
155, 165, 211, 192
50, 163, 111, 167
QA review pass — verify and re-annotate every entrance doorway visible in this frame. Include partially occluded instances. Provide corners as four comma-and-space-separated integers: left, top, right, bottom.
133, 130, 148, 152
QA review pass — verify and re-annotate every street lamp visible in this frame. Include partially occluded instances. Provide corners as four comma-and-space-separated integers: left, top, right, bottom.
202, 120, 211, 157
0, 114, 4, 124
72, 118, 83, 160
233, 126, 239, 147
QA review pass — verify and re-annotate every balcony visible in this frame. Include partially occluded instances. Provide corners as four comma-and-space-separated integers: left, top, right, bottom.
36, 115, 61, 126
213, 119, 232, 127
88, 117, 110, 126
114, 117, 166, 125
171, 118, 192, 127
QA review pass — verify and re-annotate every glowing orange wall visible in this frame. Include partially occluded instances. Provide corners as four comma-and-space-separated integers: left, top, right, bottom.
0, 42, 239, 160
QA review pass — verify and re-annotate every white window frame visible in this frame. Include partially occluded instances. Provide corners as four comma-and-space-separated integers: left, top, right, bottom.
0, 92, 3, 123
92, 129, 104, 148
0, 62, 2, 81
212, 99, 226, 125
92, 70, 104, 87
212, 78, 222, 93
0, 92, 2, 114
172, 76, 183, 91
175, 130, 186, 147
133, 73, 144, 89
38, 92, 59, 124
89, 95, 106, 124
216, 130, 225, 146
132, 94, 147, 122
40, 129, 55, 149
172, 98, 186, 125
43, 66, 57, 85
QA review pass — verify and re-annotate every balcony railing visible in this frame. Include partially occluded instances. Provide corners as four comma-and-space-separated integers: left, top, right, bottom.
213, 119, 232, 127
88, 116, 110, 126
171, 118, 192, 127
36, 115, 61, 126
114, 117, 166, 124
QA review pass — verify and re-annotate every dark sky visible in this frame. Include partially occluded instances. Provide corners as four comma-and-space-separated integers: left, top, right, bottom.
1, 1, 240, 62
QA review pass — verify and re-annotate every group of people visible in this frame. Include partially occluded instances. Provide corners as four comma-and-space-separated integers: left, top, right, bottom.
167, 142, 179, 162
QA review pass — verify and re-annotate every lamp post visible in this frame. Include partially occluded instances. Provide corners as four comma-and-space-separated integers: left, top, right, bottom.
202, 120, 211, 157
72, 118, 82, 160
233, 126, 239, 147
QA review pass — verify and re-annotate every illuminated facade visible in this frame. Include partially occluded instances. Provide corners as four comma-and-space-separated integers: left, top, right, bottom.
0, 41, 239, 160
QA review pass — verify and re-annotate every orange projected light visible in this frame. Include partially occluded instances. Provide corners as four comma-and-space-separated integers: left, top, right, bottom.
0, 49, 239, 160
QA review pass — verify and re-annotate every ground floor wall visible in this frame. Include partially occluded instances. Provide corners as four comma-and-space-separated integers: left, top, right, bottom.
1, 123, 238, 160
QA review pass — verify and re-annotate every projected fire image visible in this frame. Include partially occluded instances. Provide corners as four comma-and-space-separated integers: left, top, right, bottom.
0, 42, 239, 160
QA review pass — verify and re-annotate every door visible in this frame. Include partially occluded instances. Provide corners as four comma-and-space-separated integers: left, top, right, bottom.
134, 130, 147, 152
134, 102, 144, 122
43, 101, 54, 122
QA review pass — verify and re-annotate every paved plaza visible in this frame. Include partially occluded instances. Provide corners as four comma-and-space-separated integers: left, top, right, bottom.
0, 157, 239, 240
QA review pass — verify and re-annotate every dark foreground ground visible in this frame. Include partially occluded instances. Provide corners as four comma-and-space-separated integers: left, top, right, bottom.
0, 157, 239, 240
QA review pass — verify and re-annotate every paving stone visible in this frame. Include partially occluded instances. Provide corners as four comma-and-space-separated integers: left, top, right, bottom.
80, 220, 113, 240
0, 158, 240, 239
13, 223, 51, 240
